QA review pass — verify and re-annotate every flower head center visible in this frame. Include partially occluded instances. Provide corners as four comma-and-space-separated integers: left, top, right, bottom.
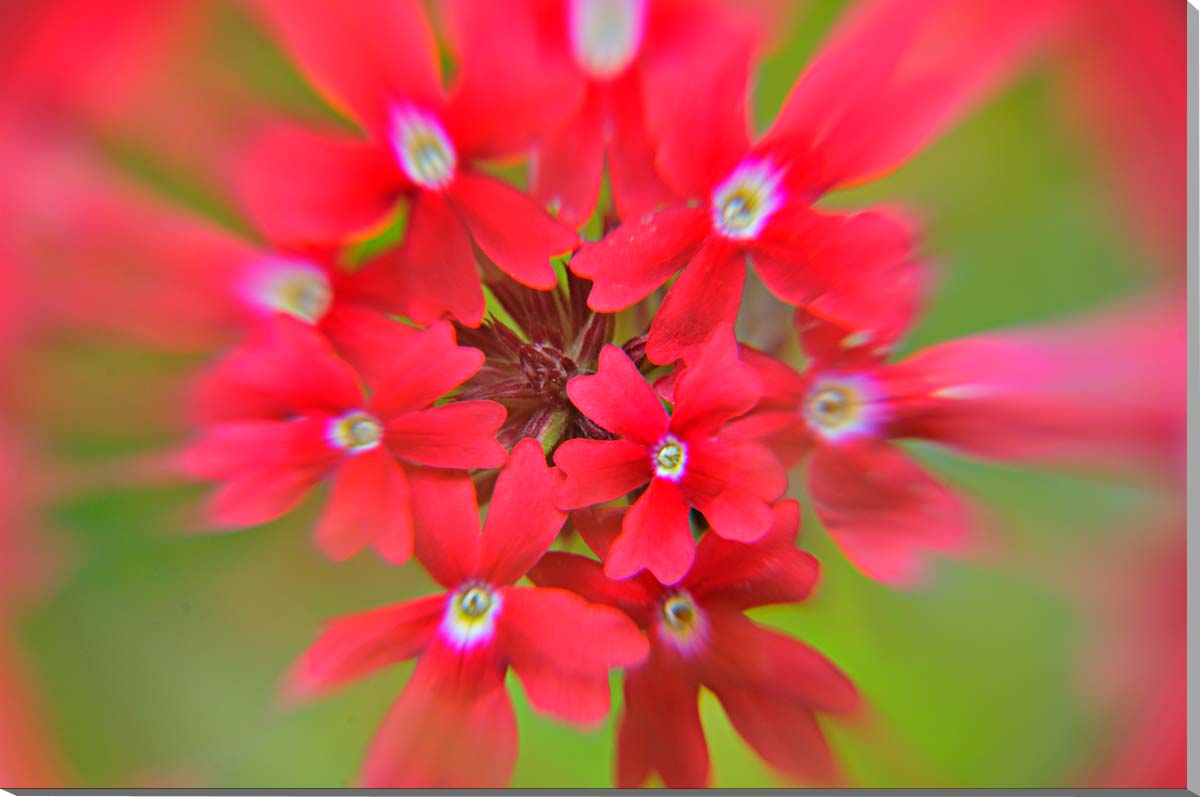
712, 159, 783, 240
457, 586, 494, 619
652, 435, 687, 480
569, 0, 646, 78
243, 259, 332, 323
658, 590, 705, 653
392, 107, 457, 189
443, 583, 502, 649
327, 410, 383, 454
661, 592, 696, 631
804, 376, 878, 442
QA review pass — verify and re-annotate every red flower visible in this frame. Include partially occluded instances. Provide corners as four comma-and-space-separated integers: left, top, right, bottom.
286, 440, 648, 787
729, 292, 1186, 587
236, 0, 579, 327
572, 0, 1062, 363
445, 0, 774, 226
554, 324, 785, 584
183, 316, 507, 563
530, 501, 858, 787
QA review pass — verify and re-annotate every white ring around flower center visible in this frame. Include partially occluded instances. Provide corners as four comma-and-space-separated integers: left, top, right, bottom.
711, 158, 784, 240
441, 583, 502, 650
391, 106, 457, 190
803, 375, 880, 442
652, 434, 687, 480
327, 410, 384, 454
568, 0, 646, 78
242, 258, 333, 324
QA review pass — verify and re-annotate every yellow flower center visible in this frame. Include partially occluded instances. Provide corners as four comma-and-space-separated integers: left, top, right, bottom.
652, 436, 687, 480
244, 260, 332, 323
569, 0, 646, 78
804, 377, 877, 442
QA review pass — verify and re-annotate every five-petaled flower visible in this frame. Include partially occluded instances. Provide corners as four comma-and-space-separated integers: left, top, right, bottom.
530, 501, 859, 787
286, 440, 649, 787
237, 0, 580, 327
183, 316, 507, 563
554, 324, 786, 584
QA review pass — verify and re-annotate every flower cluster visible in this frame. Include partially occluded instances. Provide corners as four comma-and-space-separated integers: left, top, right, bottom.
2, 0, 1186, 790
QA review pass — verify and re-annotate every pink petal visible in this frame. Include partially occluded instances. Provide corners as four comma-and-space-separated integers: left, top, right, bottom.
449, 170, 578, 290
254, 0, 442, 136
669, 323, 762, 439
564, 344, 668, 445
286, 594, 444, 700
681, 438, 787, 542
553, 438, 650, 509
394, 192, 486, 326
479, 438, 565, 585
319, 303, 422, 389
499, 586, 647, 725
570, 206, 709, 312
686, 500, 820, 611
233, 123, 402, 247
369, 321, 484, 417
314, 447, 413, 563
409, 468, 481, 589
385, 401, 507, 470
646, 239, 745, 365
807, 440, 973, 587
605, 477, 695, 584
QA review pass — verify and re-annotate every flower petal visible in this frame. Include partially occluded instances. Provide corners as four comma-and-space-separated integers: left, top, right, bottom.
686, 500, 820, 611
699, 611, 859, 714
409, 468, 481, 588
570, 206, 709, 312
763, 0, 1060, 192
617, 641, 709, 787
254, 0, 442, 135
394, 192, 486, 326
479, 438, 565, 585
564, 344, 668, 445
605, 477, 695, 584
193, 315, 363, 423
531, 85, 605, 228
233, 123, 402, 247
499, 586, 647, 726
449, 170, 578, 290
646, 239, 745, 365
360, 659, 516, 788
369, 321, 484, 417
385, 402, 507, 470
285, 594, 444, 700
669, 323, 762, 438
606, 72, 676, 221
527, 550, 658, 628
807, 439, 972, 587
711, 683, 840, 783
314, 447, 413, 563
553, 438, 650, 509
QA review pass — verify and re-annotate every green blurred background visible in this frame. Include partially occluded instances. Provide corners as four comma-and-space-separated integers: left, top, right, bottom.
19, 0, 1173, 787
